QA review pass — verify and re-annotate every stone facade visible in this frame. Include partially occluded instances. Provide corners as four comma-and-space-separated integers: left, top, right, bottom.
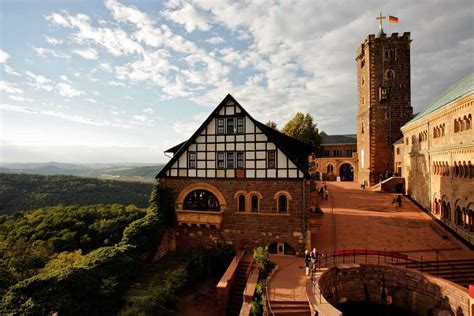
400, 86, 474, 245
356, 32, 413, 186
312, 133, 358, 182
160, 178, 315, 254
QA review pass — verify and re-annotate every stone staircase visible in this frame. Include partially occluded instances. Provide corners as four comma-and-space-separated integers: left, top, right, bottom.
226, 256, 251, 316
269, 301, 311, 316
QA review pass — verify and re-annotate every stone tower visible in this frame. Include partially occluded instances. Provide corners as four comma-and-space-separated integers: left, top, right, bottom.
356, 32, 413, 186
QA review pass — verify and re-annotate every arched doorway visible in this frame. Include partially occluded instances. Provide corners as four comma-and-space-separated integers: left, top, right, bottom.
339, 163, 354, 181
268, 242, 296, 255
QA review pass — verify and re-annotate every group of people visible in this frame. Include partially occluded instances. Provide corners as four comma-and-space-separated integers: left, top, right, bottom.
304, 248, 319, 276
318, 182, 329, 200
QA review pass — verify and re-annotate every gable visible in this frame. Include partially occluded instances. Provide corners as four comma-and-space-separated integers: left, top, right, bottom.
157, 94, 313, 179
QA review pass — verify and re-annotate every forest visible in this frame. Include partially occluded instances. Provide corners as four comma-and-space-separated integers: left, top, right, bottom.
0, 173, 153, 214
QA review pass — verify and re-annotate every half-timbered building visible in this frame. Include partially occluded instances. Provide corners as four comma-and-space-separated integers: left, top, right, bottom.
157, 94, 318, 255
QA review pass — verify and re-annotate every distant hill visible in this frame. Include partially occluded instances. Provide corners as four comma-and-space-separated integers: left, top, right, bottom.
0, 173, 154, 215
0, 162, 165, 182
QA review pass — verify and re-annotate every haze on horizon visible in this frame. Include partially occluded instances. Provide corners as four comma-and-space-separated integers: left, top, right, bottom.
1, 0, 473, 163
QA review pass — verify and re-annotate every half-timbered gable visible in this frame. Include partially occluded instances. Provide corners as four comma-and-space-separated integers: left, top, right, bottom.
158, 94, 313, 180
157, 94, 319, 255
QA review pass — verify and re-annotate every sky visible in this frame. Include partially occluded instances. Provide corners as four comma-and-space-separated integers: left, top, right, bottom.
1, 0, 473, 163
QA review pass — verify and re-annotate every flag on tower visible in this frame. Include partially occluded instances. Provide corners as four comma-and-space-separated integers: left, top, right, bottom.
389, 16, 399, 23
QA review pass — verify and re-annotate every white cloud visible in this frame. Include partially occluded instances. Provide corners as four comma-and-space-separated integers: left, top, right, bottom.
60, 75, 71, 83
44, 36, 62, 45
143, 107, 153, 114
132, 114, 154, 126
57, 82, 84, 97
25, 70, 54, 91
0, 81, 23, 94
1, 103, 130, 128
84, 98, 96, 103
133, 115, 147, 122
172, 121, 200, 135
34, 47, 70, 59
99, 63, 112, 72
9, 95, 33, 102
0, 50, 9, 63
4, 65, 21, 76
205, 36, 224, 44
163, 3, 211, 33
107, 80, 126, 87
73, 48, 99, 60
46, 12, 143, 56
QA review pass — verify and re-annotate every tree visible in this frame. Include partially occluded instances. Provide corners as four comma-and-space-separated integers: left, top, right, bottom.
281, 112, 321, 147
265, 120, 278, 130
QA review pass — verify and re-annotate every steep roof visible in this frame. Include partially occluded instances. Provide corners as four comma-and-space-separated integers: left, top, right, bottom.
405, 72, 474, 127
319, 132, 357, 145
157, 94, 316, 179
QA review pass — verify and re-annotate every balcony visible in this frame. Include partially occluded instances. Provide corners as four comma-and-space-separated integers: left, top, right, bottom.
176, 210, 224, 228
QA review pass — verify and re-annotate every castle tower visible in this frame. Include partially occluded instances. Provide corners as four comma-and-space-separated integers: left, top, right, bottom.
356, 31, 413, 186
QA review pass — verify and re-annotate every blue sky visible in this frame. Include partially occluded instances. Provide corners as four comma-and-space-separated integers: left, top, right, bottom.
1, 0, 473, 163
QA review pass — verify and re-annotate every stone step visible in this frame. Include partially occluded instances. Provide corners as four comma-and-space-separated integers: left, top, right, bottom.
272, 308, 311, 316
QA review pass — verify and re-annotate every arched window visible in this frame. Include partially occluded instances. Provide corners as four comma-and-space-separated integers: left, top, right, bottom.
461, 117, 466, 131
433, 198, 439, 215
454, 162, 459, 177
183, 190, 220, 212
447, 202, 452, 221
469, 161, 473, 178
442, 201, 447, 219
327, 164, 334, 173
467, 114, 472, 130
251, 195, 259, 212
385, 69, 395, 81
456, 206, 462, 225
459, 161, 464, 177
454, 119, 459, 133
238, 195, 246, 212
278, 195, 288, 214
445, 162, 450, 176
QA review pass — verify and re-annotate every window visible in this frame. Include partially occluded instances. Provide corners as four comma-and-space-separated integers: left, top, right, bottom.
238, 195, 246, 212
217, 119, 225, 134
267, 151, 276, 169
188, 152, 196, 168
251, 195, 259, 212
183, 190, 220, 212
227, 118, 235, 134
217, 152, 225, 169
237, 117, 244, 134
278, 195, 288, 214
346, 149, 353, 157
323, 150, 330, 157
406, 137, 409, 145
360, 58, 365, 68
333, 150, 340, 157
396, 148, 400, 155
237, 152, 245, 169
384, 49, 395, 60
385, 69, 395, 81
327, 164, 334, 173
227, 152, 235, 168
361, 76, 365, 86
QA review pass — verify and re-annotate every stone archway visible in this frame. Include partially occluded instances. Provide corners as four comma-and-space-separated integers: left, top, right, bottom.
176, 183, 227, 211
268, 241, 296, 255
339, 163, 354, 181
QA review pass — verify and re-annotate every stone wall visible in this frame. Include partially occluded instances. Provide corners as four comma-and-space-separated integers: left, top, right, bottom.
311, 151, 358, 182
160, 178, 312, 254
401, 92, 474, 245
318, 263, 469, 315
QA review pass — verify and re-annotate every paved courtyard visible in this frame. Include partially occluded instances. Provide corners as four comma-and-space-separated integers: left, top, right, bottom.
268, 181, 473, 302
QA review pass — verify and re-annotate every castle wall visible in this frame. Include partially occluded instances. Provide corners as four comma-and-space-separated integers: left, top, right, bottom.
401, 92, 474, 245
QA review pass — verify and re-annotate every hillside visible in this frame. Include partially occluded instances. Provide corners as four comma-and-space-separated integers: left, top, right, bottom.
0, 162, 165, 182
0, 173, 154, 214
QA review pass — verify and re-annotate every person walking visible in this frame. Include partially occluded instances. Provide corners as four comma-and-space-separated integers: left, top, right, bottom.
396, 195, 402, 208
310, 248, 317, 271
304, 249, 311, 276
